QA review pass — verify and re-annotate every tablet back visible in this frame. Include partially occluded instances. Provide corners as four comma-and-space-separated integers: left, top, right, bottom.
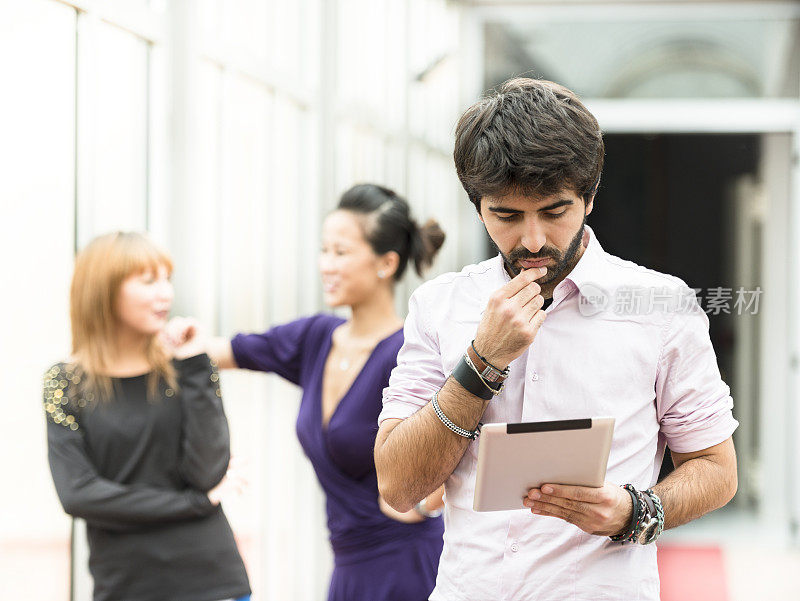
473, 417, 615, 512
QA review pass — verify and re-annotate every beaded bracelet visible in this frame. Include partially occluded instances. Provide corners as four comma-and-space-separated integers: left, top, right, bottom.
414, 498, 443, 519
431, 391, 482, 440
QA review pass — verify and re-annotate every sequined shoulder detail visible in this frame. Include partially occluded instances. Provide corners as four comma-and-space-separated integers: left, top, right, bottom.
209, 357, 222, 398
42, 363, 86, 431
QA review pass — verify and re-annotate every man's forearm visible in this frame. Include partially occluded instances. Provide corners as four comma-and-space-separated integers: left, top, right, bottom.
375, 377, 489, 512
653, 439, 737, 530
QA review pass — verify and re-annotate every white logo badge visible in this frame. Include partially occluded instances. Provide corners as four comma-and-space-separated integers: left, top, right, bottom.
578, 283, 610, 317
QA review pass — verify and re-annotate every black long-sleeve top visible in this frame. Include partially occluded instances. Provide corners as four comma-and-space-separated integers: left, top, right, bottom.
44, 353, 251, 601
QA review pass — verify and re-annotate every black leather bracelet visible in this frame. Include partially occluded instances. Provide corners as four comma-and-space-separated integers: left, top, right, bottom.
451, 356, 494, 401
609, 485, 640, 542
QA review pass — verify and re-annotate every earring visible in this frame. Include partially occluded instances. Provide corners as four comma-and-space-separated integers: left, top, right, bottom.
377, 271, 385, 279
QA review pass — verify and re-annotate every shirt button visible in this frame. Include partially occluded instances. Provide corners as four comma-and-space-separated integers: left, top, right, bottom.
511, 543, 519, 553
530, 372, 539, 382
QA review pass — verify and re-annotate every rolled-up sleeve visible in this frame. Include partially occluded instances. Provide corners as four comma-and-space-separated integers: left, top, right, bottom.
655, 293, 739, 453
379, 288, 447, 424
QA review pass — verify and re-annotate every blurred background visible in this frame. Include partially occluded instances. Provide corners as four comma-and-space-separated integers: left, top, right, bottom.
2, 0, 799, 600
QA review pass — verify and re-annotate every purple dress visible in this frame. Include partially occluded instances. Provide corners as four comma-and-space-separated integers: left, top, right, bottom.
231, 314, 443, 601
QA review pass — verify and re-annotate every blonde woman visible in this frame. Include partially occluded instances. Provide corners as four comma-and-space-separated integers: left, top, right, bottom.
43, 232, 250, 601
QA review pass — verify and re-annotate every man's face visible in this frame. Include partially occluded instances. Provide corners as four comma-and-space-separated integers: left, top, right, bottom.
479, 188, 593, 287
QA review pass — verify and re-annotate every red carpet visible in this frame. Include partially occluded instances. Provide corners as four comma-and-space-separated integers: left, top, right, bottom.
658, 545, 728, 601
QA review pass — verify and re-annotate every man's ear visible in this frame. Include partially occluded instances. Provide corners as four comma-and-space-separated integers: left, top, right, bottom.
585, 176, 600, 216
585, 194, 595, 217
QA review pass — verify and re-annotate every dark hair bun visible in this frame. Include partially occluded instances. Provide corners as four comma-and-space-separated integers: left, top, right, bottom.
337, 183, 445, 280
412, 219, 445, 274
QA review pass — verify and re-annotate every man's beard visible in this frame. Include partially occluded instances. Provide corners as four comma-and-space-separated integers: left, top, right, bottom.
496, 215, 587, 284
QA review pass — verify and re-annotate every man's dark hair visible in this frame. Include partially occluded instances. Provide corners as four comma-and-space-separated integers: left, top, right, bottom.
453, 78, 604, 212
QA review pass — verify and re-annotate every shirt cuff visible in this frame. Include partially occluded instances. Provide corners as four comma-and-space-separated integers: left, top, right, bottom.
378, 398, 427, 425
230, 334, 255, 371
186, 489, 217, 515
173, 353, 212, 376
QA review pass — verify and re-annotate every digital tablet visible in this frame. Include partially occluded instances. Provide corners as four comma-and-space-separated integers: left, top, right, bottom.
473, 417, 615, 512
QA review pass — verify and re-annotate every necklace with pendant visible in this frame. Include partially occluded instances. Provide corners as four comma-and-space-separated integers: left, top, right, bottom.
336, 346, 371, 371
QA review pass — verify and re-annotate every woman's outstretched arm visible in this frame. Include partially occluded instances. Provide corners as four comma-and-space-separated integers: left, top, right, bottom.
164, 317, 238, 370
167, 315, 320, 384
207, 336, 238, 369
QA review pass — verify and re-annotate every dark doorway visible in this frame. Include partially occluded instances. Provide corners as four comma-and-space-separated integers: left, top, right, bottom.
596, 134, 758, 294
595, 134, 760, 479
595, 134, 758, 387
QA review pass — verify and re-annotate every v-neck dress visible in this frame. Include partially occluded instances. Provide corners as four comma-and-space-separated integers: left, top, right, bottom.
231, 314, 443, 601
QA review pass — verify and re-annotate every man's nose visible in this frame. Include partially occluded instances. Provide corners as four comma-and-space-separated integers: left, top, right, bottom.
520, 217, 546, 253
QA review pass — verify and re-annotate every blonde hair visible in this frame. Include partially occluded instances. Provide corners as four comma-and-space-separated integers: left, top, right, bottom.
69, 232, 177, 399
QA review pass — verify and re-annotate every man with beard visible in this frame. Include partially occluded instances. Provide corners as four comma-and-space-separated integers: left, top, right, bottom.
374, 78, 738, 601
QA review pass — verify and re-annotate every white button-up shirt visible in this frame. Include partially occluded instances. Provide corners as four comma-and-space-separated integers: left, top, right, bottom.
379, 227, 738, 601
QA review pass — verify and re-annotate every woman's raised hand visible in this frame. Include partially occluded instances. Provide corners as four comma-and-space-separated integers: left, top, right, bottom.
162, 316, 207, 360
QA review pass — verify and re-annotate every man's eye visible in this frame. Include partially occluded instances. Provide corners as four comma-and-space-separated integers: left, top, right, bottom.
497, 214, 519, 222
545, 211, 567, 219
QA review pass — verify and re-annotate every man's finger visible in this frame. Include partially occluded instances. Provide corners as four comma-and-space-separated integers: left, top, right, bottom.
513, 281, 542, 308
528, 501, 578, 525
537, 483, 601, 503
527, 493, 587, 514
500, 267, 547, 298
520, 295, 545, 320
531, 509, 562, 520
528, 308, 547, 329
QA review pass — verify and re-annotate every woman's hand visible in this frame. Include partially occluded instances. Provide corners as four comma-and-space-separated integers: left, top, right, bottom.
163, 316, 207, 360
421, 486, 445, 513
207, 457, 248, 506
378, 486, 445, 523
378, 495, 424, 523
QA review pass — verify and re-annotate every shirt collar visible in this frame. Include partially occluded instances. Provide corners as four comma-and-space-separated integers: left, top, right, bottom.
563, 225, 612, 295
